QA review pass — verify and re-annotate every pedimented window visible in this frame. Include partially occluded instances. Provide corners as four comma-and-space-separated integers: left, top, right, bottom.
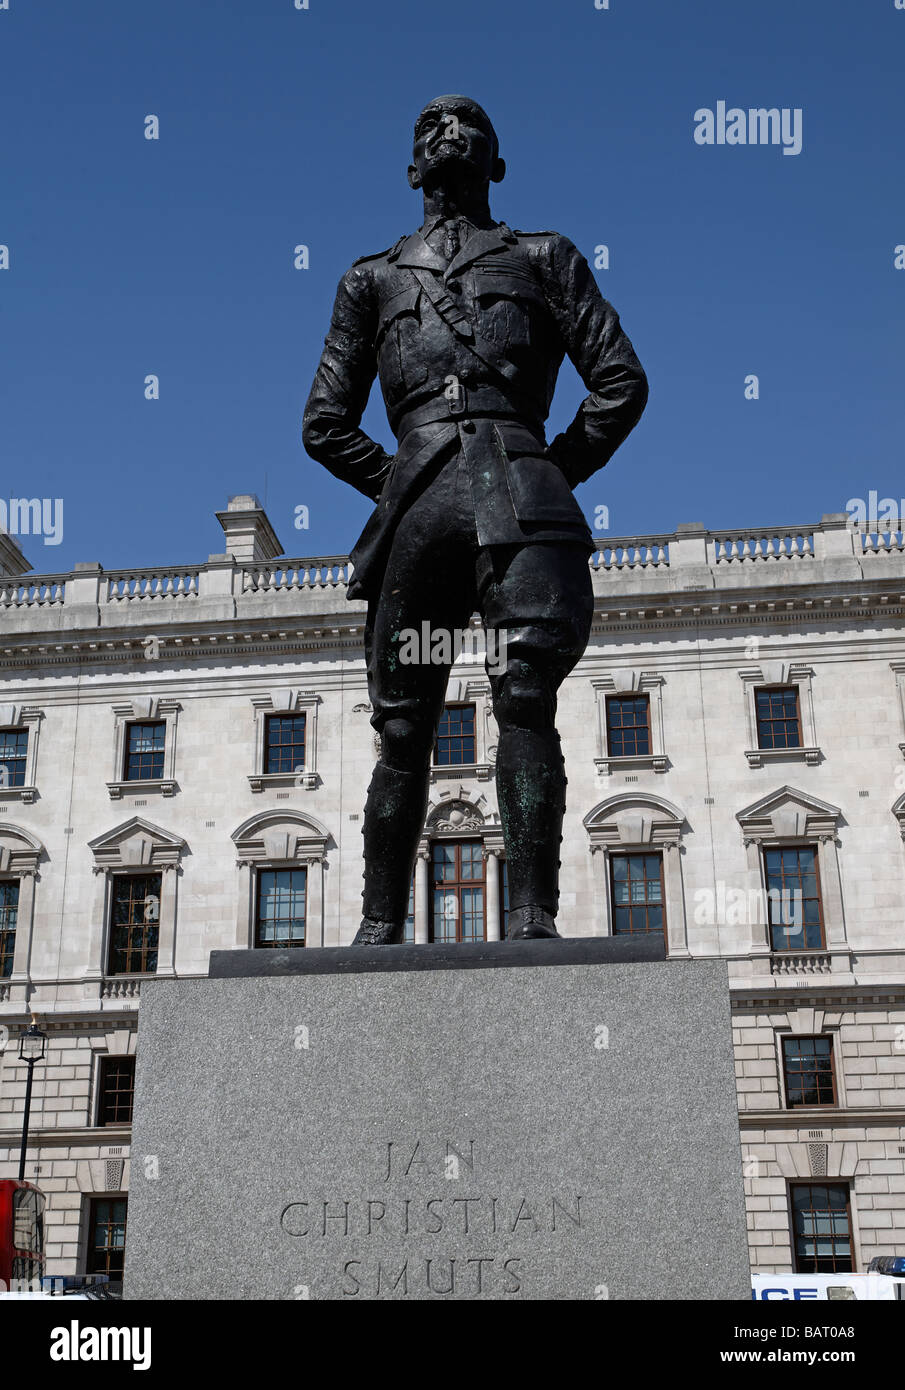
583, 794, 687, 954
231, 809, 331, 948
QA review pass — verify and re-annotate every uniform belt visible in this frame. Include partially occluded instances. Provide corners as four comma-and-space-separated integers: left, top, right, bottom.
393, 383, 544, 442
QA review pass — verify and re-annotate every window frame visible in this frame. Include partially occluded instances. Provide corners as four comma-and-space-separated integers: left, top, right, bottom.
108, 700, 180, 799
740, 665, 819, 768
592, 674, 668, 775
249, 691, 321, 791
263, 712, 307, 776
0, 706, 43, 804
106, 872, 162, 976
433, 704, 478, 768
605, 694, 652, 759
0, 876, 19, 979
754, 686, 803, 753
762, 843, 825, 952
122, 720, 167, 783
96, 1055, 136, 1126
85, 1195, 129, 1279
254, 865, 308, 949
789, 1181, 855, 1275
0, 726, 29, 788
780, 1034, 837, 1109
608, 850, 667, 941
428, 838, 488, 943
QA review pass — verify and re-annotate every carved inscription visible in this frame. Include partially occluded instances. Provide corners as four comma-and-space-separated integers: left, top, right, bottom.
279, 1138, 588, 1298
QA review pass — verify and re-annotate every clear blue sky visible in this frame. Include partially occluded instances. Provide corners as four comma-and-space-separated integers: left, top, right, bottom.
1, 0, 903, 573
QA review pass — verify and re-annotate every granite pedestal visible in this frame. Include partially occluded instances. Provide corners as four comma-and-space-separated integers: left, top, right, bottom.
124, 940, 750, 1300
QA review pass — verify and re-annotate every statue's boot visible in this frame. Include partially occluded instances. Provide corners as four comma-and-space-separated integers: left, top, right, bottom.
352, 761, 429, 945
506, 905, 560, 940
496, 726, 566, 940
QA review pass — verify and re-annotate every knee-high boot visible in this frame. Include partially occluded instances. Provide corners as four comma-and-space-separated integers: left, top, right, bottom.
495, 726, 566, 937
353, 761, 430, 945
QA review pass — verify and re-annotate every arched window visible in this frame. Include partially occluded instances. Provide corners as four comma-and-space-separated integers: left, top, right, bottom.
231, 809, 331, 948
408, 794, 506, 943
583, 794, 688, 955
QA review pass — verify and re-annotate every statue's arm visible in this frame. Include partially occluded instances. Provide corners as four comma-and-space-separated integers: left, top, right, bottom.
539, 235, 648, 489
302, 264, 394, 502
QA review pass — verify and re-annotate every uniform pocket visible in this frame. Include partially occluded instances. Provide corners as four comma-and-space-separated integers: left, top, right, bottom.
472, 270, 544, 351
377, 286, 429, 392
493, 423, 585, 525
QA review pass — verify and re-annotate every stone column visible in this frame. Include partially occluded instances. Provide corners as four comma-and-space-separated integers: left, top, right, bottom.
484, 850, 501, 941
154, 865, 178, 977
234, 861, 253, 948
414, 848, 430, 945
84, 868, 110, 984
589, 845, 610, 936
745, 838, 772, 955
818, 835, 848, 949
305, 855, 324, 947
9, 868, 36, 985
662, 840, 689, 957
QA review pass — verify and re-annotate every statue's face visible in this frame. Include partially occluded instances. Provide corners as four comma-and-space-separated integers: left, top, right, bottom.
409, 97, 503, 189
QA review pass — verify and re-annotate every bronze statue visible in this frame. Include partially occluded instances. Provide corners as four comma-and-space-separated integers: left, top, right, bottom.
303, 96, 648, 943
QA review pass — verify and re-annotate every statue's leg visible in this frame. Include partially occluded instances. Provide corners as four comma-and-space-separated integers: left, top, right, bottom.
354, 483, 475, 945
482, 541, 594, 940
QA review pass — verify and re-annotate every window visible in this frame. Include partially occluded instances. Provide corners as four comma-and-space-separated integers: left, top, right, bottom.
0, 729, 28, 788
86, 1197, 128, 1279
109, 701, 179, 798
249, 692, 321, 791
764, 846, 824, 950
606, 696, 651, 758
265, 714, 306, 775
108, 875, 160, 975
791, 1183, 853, 1273
0, 880, 18, 978
782, 1036, 836, 1108
755, 687, 802, 750
123, 722, 166, 781
610, 853, 665, 937
430, 841, 485, 941
434, 706, 476, 766
256, 868, 307, 947
97, 1057, 136, 1125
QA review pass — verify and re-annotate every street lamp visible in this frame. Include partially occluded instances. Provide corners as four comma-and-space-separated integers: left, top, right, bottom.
17, 1015, 46, 1183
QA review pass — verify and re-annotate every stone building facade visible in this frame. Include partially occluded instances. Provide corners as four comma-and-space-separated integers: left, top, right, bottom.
0, 496, 903, 1283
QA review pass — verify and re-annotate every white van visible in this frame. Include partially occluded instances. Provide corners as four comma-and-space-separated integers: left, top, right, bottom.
752, 1273, 902, 1301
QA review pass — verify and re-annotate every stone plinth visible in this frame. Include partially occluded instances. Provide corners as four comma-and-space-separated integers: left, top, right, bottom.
125, 942, 750, 1300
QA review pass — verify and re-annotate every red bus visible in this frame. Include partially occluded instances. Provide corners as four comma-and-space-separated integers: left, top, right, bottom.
0, 1180, 45, 1290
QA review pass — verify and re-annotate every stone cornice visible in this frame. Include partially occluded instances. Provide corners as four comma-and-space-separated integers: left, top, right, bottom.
730, 985, 905, 1008
0, 1124, 131, 1148
737, 1108, 905, 1130
0, 623, 369, 672
590, 590, 905, 638
0, 597, 903, 677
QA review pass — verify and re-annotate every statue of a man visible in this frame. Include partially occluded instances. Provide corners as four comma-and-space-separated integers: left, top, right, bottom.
303, 95, 648, 943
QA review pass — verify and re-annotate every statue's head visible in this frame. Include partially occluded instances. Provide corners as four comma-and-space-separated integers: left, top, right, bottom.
408, 95, 506, 191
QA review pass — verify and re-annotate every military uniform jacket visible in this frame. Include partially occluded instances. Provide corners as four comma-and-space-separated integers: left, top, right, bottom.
302, 221, 648, 600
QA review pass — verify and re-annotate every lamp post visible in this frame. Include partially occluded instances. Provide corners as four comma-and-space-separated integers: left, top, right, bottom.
17, 1015, 46, 1182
